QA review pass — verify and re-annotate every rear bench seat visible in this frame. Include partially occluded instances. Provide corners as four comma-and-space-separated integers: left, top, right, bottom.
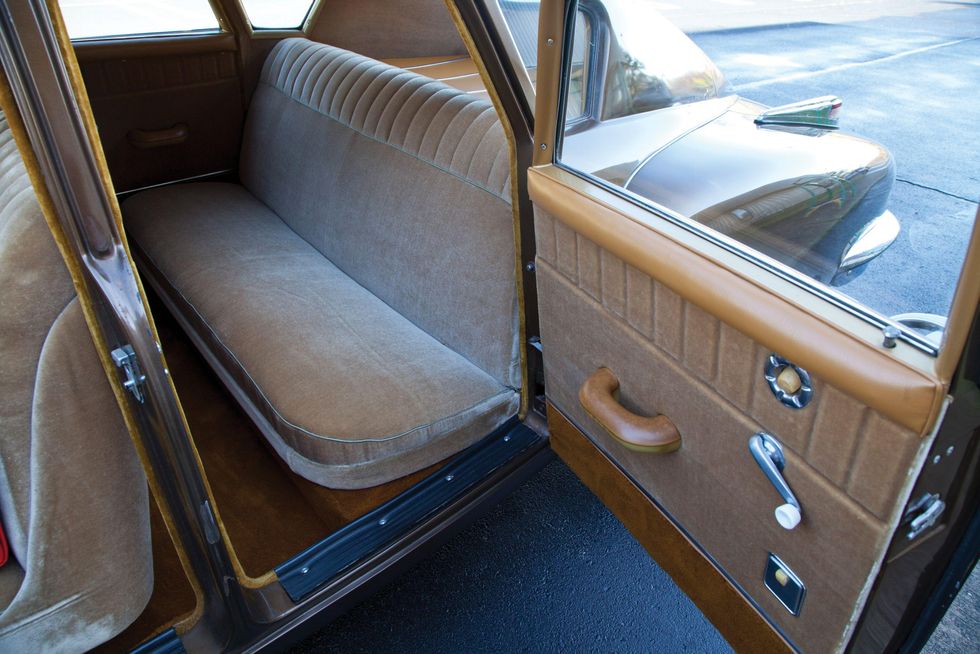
124, 39, 521, 489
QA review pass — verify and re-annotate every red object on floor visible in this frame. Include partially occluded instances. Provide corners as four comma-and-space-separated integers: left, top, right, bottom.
0, 519, 8, 567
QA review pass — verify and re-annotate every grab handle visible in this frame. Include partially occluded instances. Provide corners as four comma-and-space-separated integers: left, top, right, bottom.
578, 368, 681, 454
127, 123, 189, 149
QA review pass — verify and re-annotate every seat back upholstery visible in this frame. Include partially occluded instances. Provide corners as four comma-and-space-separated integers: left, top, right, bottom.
240, 39, 521, 390
0, 111, 152, 651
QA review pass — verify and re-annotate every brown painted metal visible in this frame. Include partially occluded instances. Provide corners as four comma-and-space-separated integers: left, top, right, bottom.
848, 326, 980, 653
553, 0, 896, 285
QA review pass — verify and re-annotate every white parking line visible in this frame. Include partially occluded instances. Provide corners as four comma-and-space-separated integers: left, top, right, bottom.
737, 36, 978, 90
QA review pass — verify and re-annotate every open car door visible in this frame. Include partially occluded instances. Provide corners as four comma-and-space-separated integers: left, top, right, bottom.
521, 1, 980, 652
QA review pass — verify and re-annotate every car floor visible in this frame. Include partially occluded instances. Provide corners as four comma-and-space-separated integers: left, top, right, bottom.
136, 298, 978, 654
150, 297, 442, 579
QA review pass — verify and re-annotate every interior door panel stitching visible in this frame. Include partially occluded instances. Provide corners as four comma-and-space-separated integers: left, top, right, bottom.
540, 258, 892, 527
539, 239, 921, 518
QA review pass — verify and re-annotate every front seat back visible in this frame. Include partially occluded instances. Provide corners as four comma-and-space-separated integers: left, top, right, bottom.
0, 109, 153, 651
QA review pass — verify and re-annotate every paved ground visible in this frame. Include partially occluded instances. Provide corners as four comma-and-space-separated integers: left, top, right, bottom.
292, 461, 734, 654
295, 3, 978, 653
293, 459, 976, 653
682, 3, 979, 319
923, 567, 980, 654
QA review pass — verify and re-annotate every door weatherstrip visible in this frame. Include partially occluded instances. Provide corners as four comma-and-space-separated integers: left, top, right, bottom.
275, 417, 540, 602
129, 627, 184, 654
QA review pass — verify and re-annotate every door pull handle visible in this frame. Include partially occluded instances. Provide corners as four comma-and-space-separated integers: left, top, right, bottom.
127, 123, 189, 149
749, 432, 802, 530
578, 368, 681, 454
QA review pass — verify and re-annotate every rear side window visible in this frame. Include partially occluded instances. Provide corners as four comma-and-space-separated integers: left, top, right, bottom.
60, 0, 221, 40
238, 0, 318, 30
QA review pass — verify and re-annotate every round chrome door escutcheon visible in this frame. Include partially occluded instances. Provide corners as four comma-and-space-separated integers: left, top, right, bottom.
765, 354, 813, 409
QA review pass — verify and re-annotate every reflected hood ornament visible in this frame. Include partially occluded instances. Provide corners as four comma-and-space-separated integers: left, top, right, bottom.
755, 95, 842, 129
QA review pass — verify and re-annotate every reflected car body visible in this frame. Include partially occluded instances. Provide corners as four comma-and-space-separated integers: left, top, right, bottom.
552, 0, 900, 284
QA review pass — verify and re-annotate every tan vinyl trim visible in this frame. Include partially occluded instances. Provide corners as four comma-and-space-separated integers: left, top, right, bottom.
43, 0, 273, 601
529, 165, 947, 436
937, 206, 980, 381
444, 0, 529, 419
532, 0, 566, 166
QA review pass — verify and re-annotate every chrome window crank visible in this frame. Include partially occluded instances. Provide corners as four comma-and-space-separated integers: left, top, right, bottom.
749, 433, 802, 530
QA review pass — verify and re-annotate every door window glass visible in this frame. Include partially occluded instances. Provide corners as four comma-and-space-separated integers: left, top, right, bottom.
501, 0, 979, 353
60, 0, 221, 39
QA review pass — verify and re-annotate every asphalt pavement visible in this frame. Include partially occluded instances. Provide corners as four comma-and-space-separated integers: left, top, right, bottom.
293, 4, 979, 653
292, 460, 734, 654
686, 5, 980, 319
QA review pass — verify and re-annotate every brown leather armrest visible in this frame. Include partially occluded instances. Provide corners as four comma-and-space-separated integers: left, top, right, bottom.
579, 368, 681, 454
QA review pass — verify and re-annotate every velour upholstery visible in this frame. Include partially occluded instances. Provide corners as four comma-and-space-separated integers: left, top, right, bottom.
127, 184, 518, 488
241, 39, 518, 389
125, 39, 521, 489
0, 112, 153, 651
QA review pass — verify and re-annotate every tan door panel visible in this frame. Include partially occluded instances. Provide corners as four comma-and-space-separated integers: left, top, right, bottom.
535, 203, 932, 650
74, 34, 244, 192
527, 159, 955, 652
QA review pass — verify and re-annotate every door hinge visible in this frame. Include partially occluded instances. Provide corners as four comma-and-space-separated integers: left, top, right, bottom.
903, 493, 946, 541
110, 345, 147, 404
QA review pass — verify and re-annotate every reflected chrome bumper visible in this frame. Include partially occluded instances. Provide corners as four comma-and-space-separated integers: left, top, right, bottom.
837, 209, 901, 273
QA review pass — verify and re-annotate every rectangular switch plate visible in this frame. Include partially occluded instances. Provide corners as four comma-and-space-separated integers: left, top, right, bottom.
765, 553, 806, 616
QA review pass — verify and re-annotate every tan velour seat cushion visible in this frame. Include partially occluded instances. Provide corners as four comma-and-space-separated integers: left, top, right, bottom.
0, 112, 152, 652
125, 183, 519, 489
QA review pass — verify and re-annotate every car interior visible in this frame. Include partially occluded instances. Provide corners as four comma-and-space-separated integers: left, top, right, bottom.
37, 1, 529, 650
0, 0, 977, 652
